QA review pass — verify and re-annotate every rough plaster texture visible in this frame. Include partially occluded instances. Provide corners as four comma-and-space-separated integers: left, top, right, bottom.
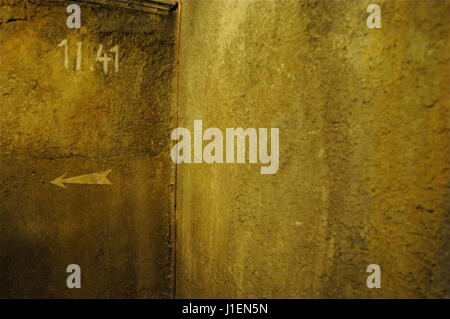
0, 1, 177, 298
176, 0, 450, 298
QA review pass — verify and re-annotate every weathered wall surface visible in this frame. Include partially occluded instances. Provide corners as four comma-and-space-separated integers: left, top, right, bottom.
176, 0, 449, 298
1, 0, 449, 299
0, 1, 176, 297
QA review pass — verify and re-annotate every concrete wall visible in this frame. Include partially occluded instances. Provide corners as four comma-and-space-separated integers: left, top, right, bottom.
176, 0, 449, 298
0, 1, 177, 297
1, 0, 449, 299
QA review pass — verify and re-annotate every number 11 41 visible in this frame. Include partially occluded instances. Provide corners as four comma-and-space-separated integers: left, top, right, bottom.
57, 39, 119, 74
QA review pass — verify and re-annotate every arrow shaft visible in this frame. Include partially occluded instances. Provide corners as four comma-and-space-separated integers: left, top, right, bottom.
63, 170, 112, 185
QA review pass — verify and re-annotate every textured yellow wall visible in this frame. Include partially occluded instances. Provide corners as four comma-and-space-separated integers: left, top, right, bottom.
1, 0, 448, 299
176, 0, 449, 298
0, 1, 177, 297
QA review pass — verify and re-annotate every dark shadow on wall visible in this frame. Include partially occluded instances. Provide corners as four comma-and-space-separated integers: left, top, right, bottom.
0, 202, 53, 298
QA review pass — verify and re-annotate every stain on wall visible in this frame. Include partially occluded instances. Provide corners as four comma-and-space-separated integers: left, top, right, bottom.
176, 0, 449, 298
0, 1, 177, 298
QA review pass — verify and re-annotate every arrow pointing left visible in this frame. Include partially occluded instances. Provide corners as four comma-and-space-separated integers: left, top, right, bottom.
50, 169, 113, 189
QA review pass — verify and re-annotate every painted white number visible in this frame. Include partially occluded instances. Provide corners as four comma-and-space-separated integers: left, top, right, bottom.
58, 40, 120, 75
110, 45, 120, 73
57, 39, 69, 69
76, 41, 82, 70
95, 44, 113, 74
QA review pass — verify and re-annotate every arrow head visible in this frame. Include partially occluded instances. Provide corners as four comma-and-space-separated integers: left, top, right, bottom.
50, 173, 68, 189
98, 169, 113, 185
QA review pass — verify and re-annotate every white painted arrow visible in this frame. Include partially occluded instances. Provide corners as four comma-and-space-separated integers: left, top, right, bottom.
50, 169, 113, 189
